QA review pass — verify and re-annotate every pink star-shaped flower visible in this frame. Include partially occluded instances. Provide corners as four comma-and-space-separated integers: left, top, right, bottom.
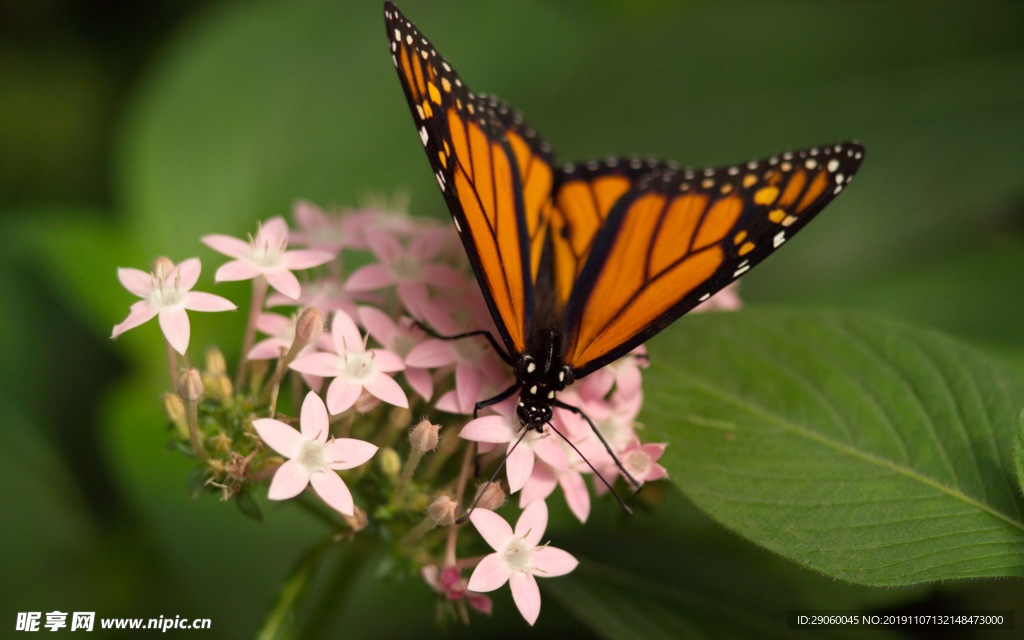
358, 306, 433, 401
288, 310, 407, 414
344, 228, 467, 317
202, 216, 335, 300
596, 438, 668, 495
252, 391, 378, 516
248, 311, 333, 390
520, 460, 592, 524
288, 200, 368, 252
112, 257, 236, 355
467, 500, 578, 626
459, 399, 569, 493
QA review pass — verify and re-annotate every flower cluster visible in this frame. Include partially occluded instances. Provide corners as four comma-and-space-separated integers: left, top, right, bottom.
112, 200, 739, 626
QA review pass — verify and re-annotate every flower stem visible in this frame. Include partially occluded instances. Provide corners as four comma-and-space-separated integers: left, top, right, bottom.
253, 535, 336, 640
236, 275, 268, 390
445, 441, 475, 566
184, 395, 207, 460
164, 339, 178, 388
299, 535, 380, 639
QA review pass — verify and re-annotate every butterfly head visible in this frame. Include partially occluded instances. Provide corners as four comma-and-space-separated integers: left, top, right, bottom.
515, 353, 574, 432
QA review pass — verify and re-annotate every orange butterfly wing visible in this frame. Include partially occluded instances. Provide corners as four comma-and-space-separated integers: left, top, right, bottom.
562, 144, 865, 376
384, 2, 555, 356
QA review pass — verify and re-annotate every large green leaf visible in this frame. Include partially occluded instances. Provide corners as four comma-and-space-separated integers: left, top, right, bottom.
643, 308, 1024, 586
1015, 410, 1024, 497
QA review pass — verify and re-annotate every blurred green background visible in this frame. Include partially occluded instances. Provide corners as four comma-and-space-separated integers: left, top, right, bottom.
1, 0, 1022, 637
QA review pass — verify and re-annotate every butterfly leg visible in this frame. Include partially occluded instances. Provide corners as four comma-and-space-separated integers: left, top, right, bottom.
553, 399, 642, 491
412, 321, 514, 366
473, 382, 520, 419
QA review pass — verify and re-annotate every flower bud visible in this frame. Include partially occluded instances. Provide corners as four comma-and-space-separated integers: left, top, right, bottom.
204, 372, 233, 403
295, 307, 324, 345
427, 495, 458, 526
163, 392, 188, 439
177, 368, 204, 403
152, 256, 175, 279
378, 447, 401, 481
388, 406, 412, 428
409, 419, 440, 453
205, 347, 227, 375
210, 432, 233, 453
343, 506, 369, 532
473, 483, 506, 511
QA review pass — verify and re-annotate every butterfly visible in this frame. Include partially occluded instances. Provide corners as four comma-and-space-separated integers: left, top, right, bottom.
384, 2, 863, 494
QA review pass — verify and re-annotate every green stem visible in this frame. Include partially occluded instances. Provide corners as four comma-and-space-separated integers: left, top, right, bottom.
299, 536, 381, 639
253, 536, 336, 640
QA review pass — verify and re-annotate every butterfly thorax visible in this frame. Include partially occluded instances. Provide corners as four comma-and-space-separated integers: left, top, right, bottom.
515, 327, 575, 432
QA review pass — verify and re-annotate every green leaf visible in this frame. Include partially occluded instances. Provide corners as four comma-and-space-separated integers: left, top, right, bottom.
545, 560, 903, 640
1015, 409, 1024, 497
643, 308, 1024, 586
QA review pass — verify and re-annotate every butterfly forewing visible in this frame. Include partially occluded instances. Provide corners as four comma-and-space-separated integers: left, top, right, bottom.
384, 2, 558, 357
551, 157, 679, 307
563, 143, 865, 376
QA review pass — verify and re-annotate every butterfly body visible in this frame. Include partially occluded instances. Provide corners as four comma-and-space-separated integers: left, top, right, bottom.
384, 2, 863, 446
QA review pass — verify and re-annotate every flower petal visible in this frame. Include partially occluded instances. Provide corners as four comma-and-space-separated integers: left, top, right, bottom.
258, 216, 290, 244
459, 416, 512, 444
396, 282, 428, 318
201, 234, 251, 259
533, 546, 578, 578
469, 508, 514, 551
117, 267, 153, 297
252, 418, 305, 458
309, 471, 354, 516
158, 307, 190, 355
176, 257, 202, 291
182, 291, 237, 312
533, 433, 570, 471
267, 459, 310, 500
331, 310, 364, 354
371, 349, 405, 373
283, 249, 335, 270
299, 391, 330, 442
403, 367, 433, 401
265, 269, 301, 300
509, 572, 541, 626
466, 553, 510, 593
515, 499, 548, 547
111, 301, 157, 338
559, 471, 591, 524
467, 593, 493, 615
506, 440, 535, 494
214, 259, 262, 282
519, 462, 558, 508
455, 361, 482, 413
405, 339, 456, 368
325, 377, 363, 414
345, 264, 395, 291
363, 372, 409, 409
289, 351, 342, 377
358, 306, 397, 347
324, 438, 378, 470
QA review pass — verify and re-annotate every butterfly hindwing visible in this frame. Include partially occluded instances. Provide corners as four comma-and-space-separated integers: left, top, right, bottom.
563, 143, 865, 376
385, 2, 556, 357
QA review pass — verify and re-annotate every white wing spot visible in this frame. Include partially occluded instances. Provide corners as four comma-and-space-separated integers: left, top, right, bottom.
834, 144, 842, 152
527, 362, 536, 373
728, 166, 739, 175
392, 54, 397, 66
733, 265, 750, 277
406, 34, 413, 45
442, 62, 451, 71
394, 29, 401, 41
833, 185, 843, 194
419, 126, 429, 146
452, 215, 461, 232
854, 151, 862, 160
455, 78, 462, 87
530, 385, 538, 395
699, 293, 710, 301
703, 168, 715, 177
773, 231, 786, 247
810, 147, 819, 156
421, 50, 428, 59
835, 173, 844, 184
587, 160, 599, 170
769, 156, 779, 165
563, 163, 575, 172
630, 158, 642, 169
805, 159, 817, 170
747, 161, 758, 170
606, 157, 619, 166
781, 161, 792, 172
547, 391, 555, 399
783, 151, 793, 160
827, 159, 840, 172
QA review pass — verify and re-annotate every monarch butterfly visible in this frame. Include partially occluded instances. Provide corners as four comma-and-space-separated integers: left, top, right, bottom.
384, 2, 863, 500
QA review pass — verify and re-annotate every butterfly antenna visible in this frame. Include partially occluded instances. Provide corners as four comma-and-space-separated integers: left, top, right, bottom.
546, 421, 633, 516
553, 399, 642, 491
454, 428, 530, 525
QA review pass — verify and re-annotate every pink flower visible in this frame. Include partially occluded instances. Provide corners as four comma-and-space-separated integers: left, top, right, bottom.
252, 391, 378, 516
421, 565, 492, 616
289, 311, 408, 414
577, 346, 648, 400
248, 312, 332, 390
345, 228, 467, 317
459, 399, 569, 493
467, 500, 578, 626
596, 439, 668, 495
266, 276, 372, 319
288, 201, 367, 252
112, 257, 236, 355
520, 460, 592, 524
202, 216, 335, 300
358, 306, 433, 401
